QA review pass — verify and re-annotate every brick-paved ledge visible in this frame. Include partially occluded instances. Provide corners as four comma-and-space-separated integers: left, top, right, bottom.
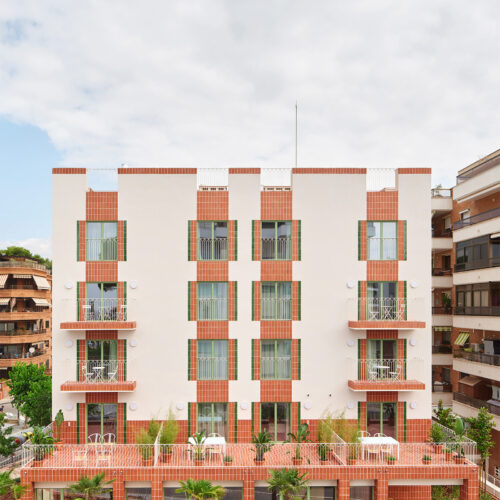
60, 321, 136, 330
348, 380, 425, 391
60, 381, 136, 392
348, 320, 426, 330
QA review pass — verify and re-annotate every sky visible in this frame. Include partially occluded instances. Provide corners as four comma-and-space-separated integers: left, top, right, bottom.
1, 1, 500, 257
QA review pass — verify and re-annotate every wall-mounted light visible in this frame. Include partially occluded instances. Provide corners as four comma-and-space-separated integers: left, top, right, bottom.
410, 281, 418, 288
130, 339, 137, 347
410, 401, 417, 409
347, 401, 355, 410
129, 403, 138, 411
346, 281, 355, 289
65, 340, 73, 348
303, 401, 312, 410
65, 282, 73, 289
130, 281, 138, 289
346, 339, 355, 347
176, 402, 184, 411
410, 338, 417, 347
65, 403, 73, 411
240, 402, 249, 410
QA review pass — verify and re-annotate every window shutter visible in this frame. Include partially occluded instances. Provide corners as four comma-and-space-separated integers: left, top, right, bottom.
404, 339, 407, 379
403, 402, 407, 442
187, 402, 192, 436
298, 220, 302, 261
77, 340, 81, 381
252, 220, 255, 260
76, 403, 80, 444
251, 282, 255, 321
297, 281, 302, 321
404, 281, 407, 320
234, 404, 238, 443
188, 220, 191, 261
123, 403, 127, 443
123, 341, 127, 380
76, 282, 80, 321
251, 403, 255, 435
234, 339, 238, 380
123, 221, 127, 261
251, 340, 255, 380
77, 221, 80, 261
234, 220, 238, 261
188, 339, 191, 380
357, 339, 361, 379
234, 282, 238, 321
297, 339, 301, 380
188, 282, 191, 321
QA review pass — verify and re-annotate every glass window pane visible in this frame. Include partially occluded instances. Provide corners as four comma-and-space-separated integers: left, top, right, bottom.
262, 222, 276, 260
350, 486, 373, 500
87, 340, 101, 361
261, 341, 275, 379
87, 222, 101, 239
276, 340, 291, 379
260, 403, 275, 438
383, 222, 397, 238
367, 222, 381, 260
261, 222, 275, 239
213, 222, 227, 238
275, 403, 290, 441
102, 404, 117, 436
382, 402, 396, 438
277, 221, 291, 237
366, 402, 381, 436
197, 403, 212, 435
197, 222, 212, 239
213, 341, 228, 379
212, 403, 228, 437
102, 283, 117, 299
126, 488, 151, 500
87, 403, 102, 437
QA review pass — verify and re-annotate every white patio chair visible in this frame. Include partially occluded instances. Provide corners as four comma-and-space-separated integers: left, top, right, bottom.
359, 431, 370, 438
72, 447, 87, 466
87, 433, 102, 446
102, 433, 116, 444
107, 366, 118, 382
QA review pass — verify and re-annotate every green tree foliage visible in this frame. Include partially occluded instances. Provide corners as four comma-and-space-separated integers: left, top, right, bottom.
267, 469, 309, 500
7, 363, 51, 427
68, 473, 114, 500
175, 479, 225, 499
0, 246, 52, 271
431, 485, 459, 499
0, 470, 27, 499
433, 400, 455, 429
0, 412, 18, 457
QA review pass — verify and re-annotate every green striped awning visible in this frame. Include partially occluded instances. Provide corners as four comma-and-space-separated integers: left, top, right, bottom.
455, 332, 470, 346
434, 327, 452, 332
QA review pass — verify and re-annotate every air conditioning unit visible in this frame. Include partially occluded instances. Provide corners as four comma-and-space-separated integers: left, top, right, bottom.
470, 343, 481, 353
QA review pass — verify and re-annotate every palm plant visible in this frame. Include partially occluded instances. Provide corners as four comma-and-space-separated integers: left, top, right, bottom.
175, 479, 225, 499
267, 468, 309, 500
190, 431, 206, 461
68, 473, 115, 500
0, 471, 27, 499
287, 423, 310, 461
30, 426, 55, 461
252, 429, 274, 462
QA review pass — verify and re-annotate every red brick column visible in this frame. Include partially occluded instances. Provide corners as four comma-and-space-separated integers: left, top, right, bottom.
460, 478, 479, 500
112, 478, 125, 500
338, 480, 350, 500
152, 478, 163, 500
243, 478, 255, 500
375, 478, 388, 499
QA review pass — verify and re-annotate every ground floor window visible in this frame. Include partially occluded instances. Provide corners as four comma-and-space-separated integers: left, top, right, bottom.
197, 402, 228, 438
164, 487, 242, 499
255, 486, 335, 499
350, 486, 374, 500
366, 402, 397, 438
126, 489, 150, 500
260, 402, 291, 441
35, 489, 112, 500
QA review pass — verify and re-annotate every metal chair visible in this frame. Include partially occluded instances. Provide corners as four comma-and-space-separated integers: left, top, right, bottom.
102, 433, 116, 444
87, 433, 102, 444
359, 431, 370, 438
72, 447, 88, 466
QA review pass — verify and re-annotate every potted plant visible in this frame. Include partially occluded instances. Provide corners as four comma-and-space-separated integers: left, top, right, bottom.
444, 446, 455, 462
317, 443, 329, 463
386, 455, 397, 465
54, 409, 64, 446
428, 423, 445, 453
159, 410, 178, 462
422, 454, 432, 465
252, 430, 274, 464
135, 429, 154, 466
287, 423, 310, 465
345, 422, 361, 465
223, 455, 233, 466
453, 417, 466, 464
347, 442, 360, 465
30, 427, 55, 464
190, 431, 206, 465
266, 468, 309, 500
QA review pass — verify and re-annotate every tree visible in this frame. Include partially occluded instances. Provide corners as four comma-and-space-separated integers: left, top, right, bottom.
68, 473, 115, 500
0, 246, 52, 271
267, 468, 309, 500
466, 407, 496, 491
7, 363, 52, 426
0, 412, 18, 457
0, 470, 27, 499
433, 400, 455, 429
175, 479, 225, 499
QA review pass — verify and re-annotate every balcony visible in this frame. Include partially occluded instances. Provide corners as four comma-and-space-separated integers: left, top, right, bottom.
453, 349, 500, 381
431, 271, 453, 289
432, 236, 453, 251
433, 345, 452, 354
197, 298, 228, 321
21, 441, 477, 470
261, 297, 292, 321
0, 330, 49, 344
455, 256, 500, 273
431, 189, 453, 213
454, 306, 500, 316
0, 260, 49, 273
261, 237, 292, 260
61, 360, 135, 392
453, 392, 500, 429
0, 349, 50, 368
60, 298, 136, 331
0, 304, 50, 321
432, 306, 452, 315
432, 268, 452, 277
348, 358, 425, 391
454, 206, 500, 230
348, 298, 425, 330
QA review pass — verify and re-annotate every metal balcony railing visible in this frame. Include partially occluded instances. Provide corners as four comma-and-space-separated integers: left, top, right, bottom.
77, 360, 126, 382
453, 392, 500, 417
196, 357, 228, 380
0, 329, 47, 336
4, 284, 35, 289
358, 359, 405, 381
21, 441, 477, 469
260, 356, 292, 379
196, 298, 228, 320
432, 268, 452, 276
432, 306, 452, 315
432, 228, 452, 238
85, 238, 118, 261
77, 298, 127, 321
454, 306, 500, 316
0, 349, 48, 360
431, 188, 452, 198
454, 349, 500, 367
432, 345, 452, 354
197, 238, 228, 261
454, 256, 500, 272
454, 206, 500, 230
432, 383, 452, 393
261, 297, 292, 320
0, 261, 49, 273
261, 238, 292, 260
360, 298, 406, 321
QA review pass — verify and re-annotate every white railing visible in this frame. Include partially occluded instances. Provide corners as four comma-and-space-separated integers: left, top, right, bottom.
261, 297, 292, 320
197, 357, 228, 380
197, 298, 228, 320
0, 260, 49, 273
21, 441, 477, 469
76, 360, 126, 382
260, 356, 292, 379
261, 238, 292, 260
431, 188, 452, 198
86, 238, 118, 261
78, 298, 127, 321
359, 359, 405, 381
197, 238, 228, 260
361, 298, 406, 321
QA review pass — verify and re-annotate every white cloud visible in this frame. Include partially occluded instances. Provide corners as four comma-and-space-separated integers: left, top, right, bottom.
1, 1, 500, 186
0, 238, 51, 258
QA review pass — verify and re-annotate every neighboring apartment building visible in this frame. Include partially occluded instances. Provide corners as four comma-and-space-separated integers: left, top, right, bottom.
20, 166, 479, 500
0, 255, 52, 387
431, 150, 500, 479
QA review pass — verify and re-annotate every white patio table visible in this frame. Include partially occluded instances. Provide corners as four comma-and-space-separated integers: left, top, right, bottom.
360, 436, 399, 459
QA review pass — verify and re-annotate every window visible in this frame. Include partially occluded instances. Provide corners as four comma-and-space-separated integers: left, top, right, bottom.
197, 221, 228, 260
460, 209, 470, 220
260, 340, 291, 379
197, 403, 228, 438
35, 490, 111, 500
365, 340, 399, 380
443, 255, 451, 270
366, 402, 397, 438
86, 403, 117, 439
366, 282, 398, 320
350, 486, 374, 500
456, 235, 489, 271
255, 486, 335, 500
444, 216, 451, 230
86, 222, 118, 261
85, 340, 118, 382
367, 222, 397, 260
197, 340, 228, 380
261, 221, 292, 260
84, 283, 120, 321
442, 367, 451, 385
261, 282, 292, 320
260, 402, 290, 441
197, 282, 228, 320
126, 488, 151, 500
492, 386, 500, 401
456, 283, 497, 314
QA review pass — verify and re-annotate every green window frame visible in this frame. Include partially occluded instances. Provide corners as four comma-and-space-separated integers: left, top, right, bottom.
86, 222, 118, 261
197, 221, 228, 261
260, 340, 292, 380
196, 282, 228, 320
197, 403, 228, 438
367, 221, 397, 261
260, 402, 291, 441
261, 221, 292, 260
365, 402, 398, 439
261, 281, 292, 320
197, 340, 228, 380
86, 403, 118, 440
